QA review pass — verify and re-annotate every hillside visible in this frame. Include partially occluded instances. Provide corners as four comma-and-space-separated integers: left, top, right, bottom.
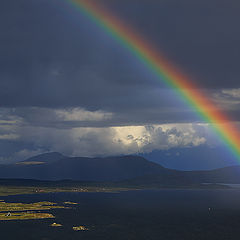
0, 153, 240, 185
0, 153, 165, 181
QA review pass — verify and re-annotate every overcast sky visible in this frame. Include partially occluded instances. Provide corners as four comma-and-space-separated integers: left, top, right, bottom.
0, 0, 240, 164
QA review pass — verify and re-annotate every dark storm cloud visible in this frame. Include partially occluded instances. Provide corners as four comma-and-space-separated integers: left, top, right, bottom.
1, 0, 240, 112
0, 0, 161, 109
0, 0, 240, 143
101, 0, 240, 89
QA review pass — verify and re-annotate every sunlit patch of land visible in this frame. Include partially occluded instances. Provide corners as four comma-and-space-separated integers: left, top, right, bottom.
0, 201, 64, 212
0, 201, 65, 221
15, 161, 45, 165
0, 211, 54, 221
73, 225, 89, 231
64, 201, 78, 205
50, 222, 63, 227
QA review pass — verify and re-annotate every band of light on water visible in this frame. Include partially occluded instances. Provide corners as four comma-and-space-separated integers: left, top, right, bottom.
67, 0, 240, 161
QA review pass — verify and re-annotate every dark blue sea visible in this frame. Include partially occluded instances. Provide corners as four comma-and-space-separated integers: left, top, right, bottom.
1, 189, 240, 240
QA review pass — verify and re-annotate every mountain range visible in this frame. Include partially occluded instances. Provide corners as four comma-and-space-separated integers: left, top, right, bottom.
140, 146, 237, 170
0, 152, 240, 185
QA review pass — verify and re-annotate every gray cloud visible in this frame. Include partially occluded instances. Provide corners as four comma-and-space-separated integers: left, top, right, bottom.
0, 108, 218, 163
1, 0, 240, 121
1, 0, 240, 110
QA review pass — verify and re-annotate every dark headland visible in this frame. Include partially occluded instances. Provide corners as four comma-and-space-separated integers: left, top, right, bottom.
0, 152, 239, 194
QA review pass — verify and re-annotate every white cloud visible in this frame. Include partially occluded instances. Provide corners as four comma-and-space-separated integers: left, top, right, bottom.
55, 108, 113, 122
0, 107, 228, 162
14, 123, 210, 158
211, 88, 240, 111
222, 88, 240, 99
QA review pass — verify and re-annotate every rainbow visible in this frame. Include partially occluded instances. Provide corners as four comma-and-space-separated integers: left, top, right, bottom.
68, 0, 240, 160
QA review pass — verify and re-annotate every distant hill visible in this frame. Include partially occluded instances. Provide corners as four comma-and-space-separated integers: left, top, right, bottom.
18, 152, 65, 165
122, 166, 240, 186
0, 152, 240, 185
140, 146, 237, 170
0, 153, 165, 181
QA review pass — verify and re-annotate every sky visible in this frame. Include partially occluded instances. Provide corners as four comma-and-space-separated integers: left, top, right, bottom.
0, 0, 240, 169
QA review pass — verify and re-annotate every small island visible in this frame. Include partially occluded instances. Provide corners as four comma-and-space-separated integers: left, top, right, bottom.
50, 222, 63, 227
73, 225, 89, 231
64, 201, 78, 205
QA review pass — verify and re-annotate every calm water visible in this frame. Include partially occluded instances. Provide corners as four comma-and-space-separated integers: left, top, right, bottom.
1, 189, 240, 240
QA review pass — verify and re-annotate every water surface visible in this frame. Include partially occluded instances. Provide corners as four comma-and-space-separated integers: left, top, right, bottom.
1, 189, 240, 240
